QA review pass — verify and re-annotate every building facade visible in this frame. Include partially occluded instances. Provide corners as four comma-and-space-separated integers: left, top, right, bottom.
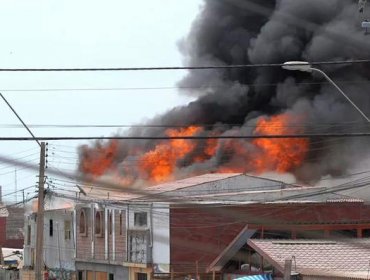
75, 203, 169, 280
22, 208, 75, 279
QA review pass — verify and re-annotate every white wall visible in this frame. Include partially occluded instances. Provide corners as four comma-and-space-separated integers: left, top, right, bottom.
23, 209, 75, 271
152, 203, 170, 273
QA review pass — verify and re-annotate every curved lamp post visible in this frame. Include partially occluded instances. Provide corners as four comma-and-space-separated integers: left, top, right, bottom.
282, 61, 370, 123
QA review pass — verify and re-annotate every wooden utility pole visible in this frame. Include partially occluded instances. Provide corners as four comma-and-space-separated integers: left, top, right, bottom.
35, 142, 46, 280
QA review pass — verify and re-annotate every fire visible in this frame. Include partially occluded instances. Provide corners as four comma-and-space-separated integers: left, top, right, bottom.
252, 114, 309, 173
80, 140, 118, 176
139, 126, 202, 183
80, 113, 309, 185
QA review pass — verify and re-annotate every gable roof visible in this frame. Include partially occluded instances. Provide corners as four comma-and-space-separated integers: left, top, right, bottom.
207, 225, 256, 272
248, 238, 370, 279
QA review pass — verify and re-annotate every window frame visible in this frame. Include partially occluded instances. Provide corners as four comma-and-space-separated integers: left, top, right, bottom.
79, 209, 88, 237
134, 212, 148, 227
95, 210, 104, 237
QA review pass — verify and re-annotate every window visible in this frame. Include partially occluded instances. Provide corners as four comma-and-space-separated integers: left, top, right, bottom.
49, 219, 53, 236
27, 225, 31, 245
79, 209, 87, 236
95, 211, 104, 236
136, 273, 147, 280
134, 212, 147, 227
109, 273, 114, 280
109, 211, 113, 235
119, 212, 123, 235
78, 271, 83, 280
65, 220, 71, 240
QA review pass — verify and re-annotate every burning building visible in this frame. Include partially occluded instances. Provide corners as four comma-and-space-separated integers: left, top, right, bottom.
79, 0, 370, 186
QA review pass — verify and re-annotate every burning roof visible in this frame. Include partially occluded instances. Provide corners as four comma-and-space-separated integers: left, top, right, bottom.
78, 0, 370, 187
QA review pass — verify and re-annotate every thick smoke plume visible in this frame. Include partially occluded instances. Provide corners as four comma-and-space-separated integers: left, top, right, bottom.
79, 0, 370, 185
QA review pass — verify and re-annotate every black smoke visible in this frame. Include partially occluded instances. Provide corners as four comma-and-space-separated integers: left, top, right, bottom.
79, 0, 370, 184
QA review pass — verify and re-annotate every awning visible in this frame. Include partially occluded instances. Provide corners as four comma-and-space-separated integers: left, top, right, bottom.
234, 274, 273, 280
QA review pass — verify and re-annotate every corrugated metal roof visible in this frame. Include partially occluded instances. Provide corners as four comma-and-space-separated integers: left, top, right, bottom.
248, 238, 370, 279
147, 173, 243, 193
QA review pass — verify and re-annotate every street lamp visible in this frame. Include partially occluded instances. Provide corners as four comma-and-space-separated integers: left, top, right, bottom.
282, 61, 370, 123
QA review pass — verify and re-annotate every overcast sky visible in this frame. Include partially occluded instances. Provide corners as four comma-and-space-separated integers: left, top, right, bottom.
0, 0, 203, 203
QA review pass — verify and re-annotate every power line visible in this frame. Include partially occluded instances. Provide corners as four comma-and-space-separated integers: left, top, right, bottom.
2, 80, 370, 93
1, 132, 370, 141
0, 93, 41, 147
1, 122, 370, 129
0, 59, 368, 72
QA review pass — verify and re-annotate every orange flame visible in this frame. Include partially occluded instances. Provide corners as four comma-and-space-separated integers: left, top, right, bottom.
139, 126, 202, 183
80, 140, 118, 176
252, 114, 309, 173
80, 113, 309, 185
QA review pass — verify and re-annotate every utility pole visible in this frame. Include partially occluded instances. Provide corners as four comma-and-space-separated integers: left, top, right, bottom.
35, 142, 46, 280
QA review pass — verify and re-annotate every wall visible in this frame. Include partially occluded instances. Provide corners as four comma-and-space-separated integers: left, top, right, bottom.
23, 209, 75, 271
0, 217, 6, 245
130, 266, 152, 280
43, 209, 75, 270
152, 203, 170, 273
76, 261, 129, 280
76, 205, 127, 263
170, 202, 370, 274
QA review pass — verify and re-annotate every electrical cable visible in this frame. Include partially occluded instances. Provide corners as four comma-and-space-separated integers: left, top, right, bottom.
0, 59, 368, 72
2, 132, 370, 141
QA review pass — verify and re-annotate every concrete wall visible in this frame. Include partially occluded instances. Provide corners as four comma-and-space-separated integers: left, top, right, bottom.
152, 203, 170, 273
23, 209, 75, 271
76, 261, 129, 280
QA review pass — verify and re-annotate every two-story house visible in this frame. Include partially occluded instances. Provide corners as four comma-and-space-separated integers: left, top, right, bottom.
22, 208, 75, 279
75, 202, 169, 280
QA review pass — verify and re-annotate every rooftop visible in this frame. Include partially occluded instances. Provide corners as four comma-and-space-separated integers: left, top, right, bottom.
248, 238, 370, 279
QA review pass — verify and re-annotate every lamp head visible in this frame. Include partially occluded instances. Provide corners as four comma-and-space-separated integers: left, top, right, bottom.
282, 61, 313, 72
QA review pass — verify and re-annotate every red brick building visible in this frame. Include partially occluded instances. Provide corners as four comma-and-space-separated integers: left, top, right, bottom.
170, 201, 370, 279
0, 205, 24, 249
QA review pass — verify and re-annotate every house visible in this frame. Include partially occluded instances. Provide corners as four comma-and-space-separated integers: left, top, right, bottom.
75, 203, 169, 280
22, 208, 75, 280
74, 173, 370, 280
247, 238, 370, 279
0, 204, 24, 249
6, 206, 25, 248
0, 204, 9, 247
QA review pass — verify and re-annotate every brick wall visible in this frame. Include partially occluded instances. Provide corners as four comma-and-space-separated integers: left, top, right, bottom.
170, 202, 370, 274
0, 218, 6, 246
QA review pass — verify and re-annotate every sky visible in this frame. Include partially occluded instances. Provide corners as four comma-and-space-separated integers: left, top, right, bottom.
0, 0, 203, 203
